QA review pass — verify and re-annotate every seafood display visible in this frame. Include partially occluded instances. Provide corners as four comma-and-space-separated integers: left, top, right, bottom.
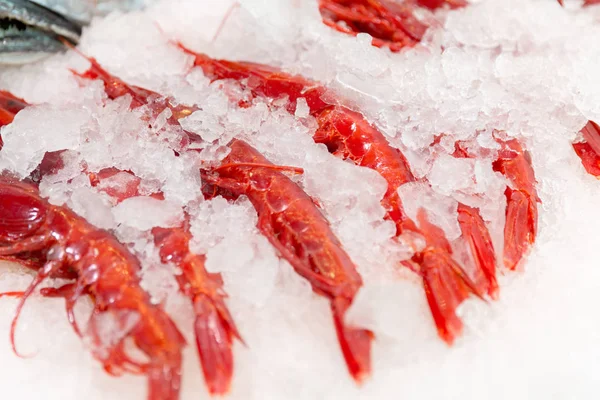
177, 45, 529, 341
0, 0, 599, 400
73, 51, 372, 382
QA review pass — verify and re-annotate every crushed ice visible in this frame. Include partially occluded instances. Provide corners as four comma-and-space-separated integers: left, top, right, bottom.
1, 0, 600, 399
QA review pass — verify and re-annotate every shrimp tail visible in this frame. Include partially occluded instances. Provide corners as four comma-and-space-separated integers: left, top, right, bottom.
330, 296, 373, 384
135, 315, 184, 400
574, 120, 600, 176
86, 305, 185, 400
147, 360, 182, 400
415, 209, 485, 344
492, 137, 539, 271
457, 203, 498, 299
192, 293, 241, 395
152, 225, 242, 394
573, 140, 600, 176
420, 251, 476, 344
502, 188, 537, 271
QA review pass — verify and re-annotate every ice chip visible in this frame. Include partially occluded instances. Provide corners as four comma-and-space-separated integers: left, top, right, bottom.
112, 197, 182, 230
69, 187, 115, 230
428, 154, 475, 196
0, 105, 87, 178
179, 109, 225, 142
295, 97, 310, 118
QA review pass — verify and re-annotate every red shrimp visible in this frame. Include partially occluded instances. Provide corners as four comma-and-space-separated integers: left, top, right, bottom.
318, 0, 427, 52
72, 61, 195, 121
178, 46, 492, 343
152, 222, 243, 395
70, 54, 244, 394
573, 120, 600, 177
492, 138, 539, 271
317, 0, 468, 52
65, 47, 198, 148
312, 107, 488, 340
201, 138, 373, 381
0, 177, 185, 400
0, 90, 29, 150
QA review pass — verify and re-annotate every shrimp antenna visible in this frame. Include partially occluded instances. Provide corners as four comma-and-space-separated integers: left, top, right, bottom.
212, 2, 240, 43
9, 267, 56, 358
152, 2, 239, 61
59, 36, 81, 53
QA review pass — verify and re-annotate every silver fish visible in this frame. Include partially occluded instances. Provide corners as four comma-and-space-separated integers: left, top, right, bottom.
32, 0, 151, 23
0, 0, 82, 64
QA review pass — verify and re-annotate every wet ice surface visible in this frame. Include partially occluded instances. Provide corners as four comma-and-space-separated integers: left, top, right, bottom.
1, 0, 600, 398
